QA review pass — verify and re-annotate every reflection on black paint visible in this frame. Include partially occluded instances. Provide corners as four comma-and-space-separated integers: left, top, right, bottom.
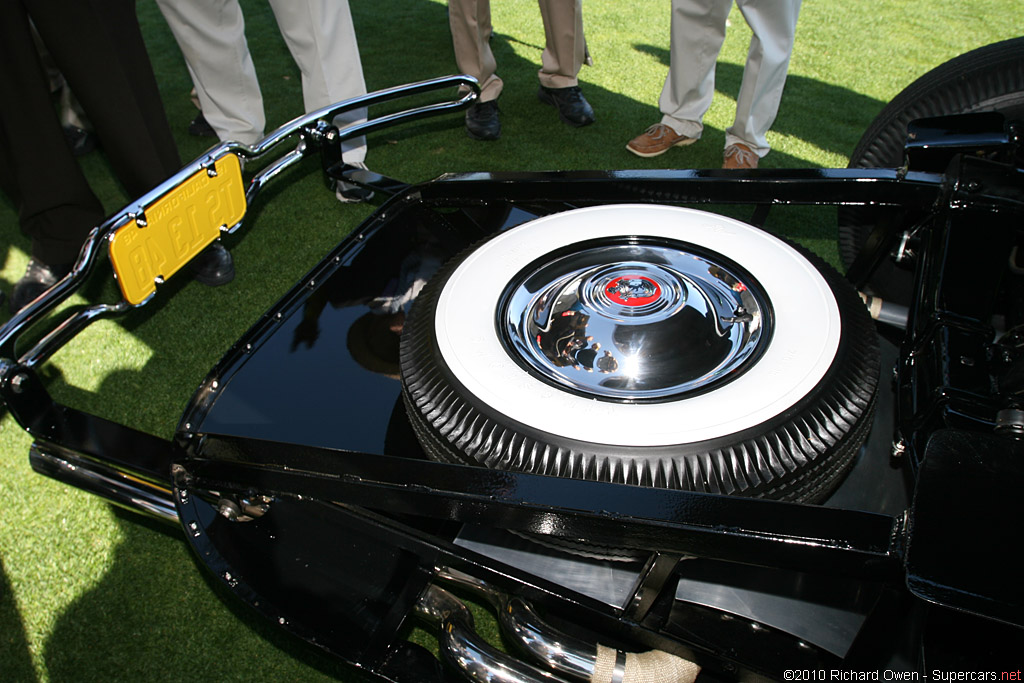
198, 208, 464, 455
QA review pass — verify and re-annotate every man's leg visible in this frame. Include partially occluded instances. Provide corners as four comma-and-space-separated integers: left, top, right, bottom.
0, 1, 101, 271
535, 0, 586, 89
269, 0, 369, 163
659, 0, 732, 141
449, 0, 503, 103
536, 0, 593, 126
628, 0, 729, 157
726, 0, 802, 157
448, 0, 503, 140
155, 0, 265, 145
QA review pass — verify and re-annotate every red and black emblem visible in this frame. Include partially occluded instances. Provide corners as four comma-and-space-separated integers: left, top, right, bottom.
605, 275, 661, 306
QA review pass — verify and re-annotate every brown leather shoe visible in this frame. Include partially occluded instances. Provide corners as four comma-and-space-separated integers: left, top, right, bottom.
626, 123, 695, 158
723, 143, 759, 169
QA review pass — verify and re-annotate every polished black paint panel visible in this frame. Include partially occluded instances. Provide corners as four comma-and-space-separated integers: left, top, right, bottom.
907, 429, 1024, 627
187, 168, 951, 456
182, 435, 903, 578
194, 200, 526, 453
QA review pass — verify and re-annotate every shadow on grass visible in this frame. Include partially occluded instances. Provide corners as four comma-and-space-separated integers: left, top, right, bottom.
349, 7, 889, 184
40, 509, 364, 682
1, 556, 37, 682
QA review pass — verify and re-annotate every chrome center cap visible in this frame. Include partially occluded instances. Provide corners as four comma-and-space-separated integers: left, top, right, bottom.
500, 238, 772, 401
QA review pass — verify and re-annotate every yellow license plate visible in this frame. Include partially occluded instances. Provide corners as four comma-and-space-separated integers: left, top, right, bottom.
109, 154, 245, 305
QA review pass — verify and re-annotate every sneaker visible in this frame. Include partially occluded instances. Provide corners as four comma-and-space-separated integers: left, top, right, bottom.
465, 100, 501, 141
9, 259, 71, 313
626, 124, 695, 158
723, 143, 759, 170
335, 161, 375, 203
537, 85, 595, 127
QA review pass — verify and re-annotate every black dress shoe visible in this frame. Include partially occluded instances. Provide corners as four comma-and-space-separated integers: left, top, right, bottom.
189, 243, 235, 287
537, 85, 595, 127
465, 100, 501, 141
9, 259, 71, 313
188, 112, 217, 138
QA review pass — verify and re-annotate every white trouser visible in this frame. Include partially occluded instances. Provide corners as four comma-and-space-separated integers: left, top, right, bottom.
659, 0, 801, 156
155, 0, 367, 162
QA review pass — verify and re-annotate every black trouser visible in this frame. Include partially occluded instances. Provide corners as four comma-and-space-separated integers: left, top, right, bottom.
0, 0, 180, 266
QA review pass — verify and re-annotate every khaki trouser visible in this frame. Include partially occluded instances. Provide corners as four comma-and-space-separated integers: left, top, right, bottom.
448, 0, 587, 102
659, 0, 802, 156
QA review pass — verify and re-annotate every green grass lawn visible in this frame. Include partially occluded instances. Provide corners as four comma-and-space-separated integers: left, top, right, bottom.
1, 1, 1021, 680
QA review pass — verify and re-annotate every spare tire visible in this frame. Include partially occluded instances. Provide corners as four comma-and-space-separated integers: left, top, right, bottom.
839, 37, 1024, 295
401, 205, 879, 507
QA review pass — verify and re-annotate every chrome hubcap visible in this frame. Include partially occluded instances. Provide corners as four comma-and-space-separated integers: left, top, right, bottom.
500, 238, 772, 401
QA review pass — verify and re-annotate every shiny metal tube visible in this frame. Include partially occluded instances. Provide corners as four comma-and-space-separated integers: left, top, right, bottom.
860, 292, 909, 329
416, 584, 571, 683
246, 74, 479, 157
430, 569, 702, 683
415, 582, 476, 628
439, 618, 571, 683
0, 226, 104, 360
19, 302, 128, 369
498, 598, 596, 682
435, 569, 596, 681
245, 148, 307, 206
435, 566, 503, 609
28, 442, 178, 523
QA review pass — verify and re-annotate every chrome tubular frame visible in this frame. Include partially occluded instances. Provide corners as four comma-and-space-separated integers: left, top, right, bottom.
0, 74, 479, 369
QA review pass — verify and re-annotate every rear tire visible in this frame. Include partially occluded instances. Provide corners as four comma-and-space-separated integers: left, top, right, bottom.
838, 37, 1024, 297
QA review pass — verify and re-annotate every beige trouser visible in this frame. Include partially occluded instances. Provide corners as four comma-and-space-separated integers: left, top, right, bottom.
448, 0, 587, 102
155, 0, 367, 162
659, 0, 801, 157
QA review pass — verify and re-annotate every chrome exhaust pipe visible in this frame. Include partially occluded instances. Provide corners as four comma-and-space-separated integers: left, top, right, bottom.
498, 597, 598, 682
431, 567, 701, 683
415, 583, 572, 683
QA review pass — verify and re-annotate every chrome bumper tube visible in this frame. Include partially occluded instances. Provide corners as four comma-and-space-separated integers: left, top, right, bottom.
0, 74, 479, 370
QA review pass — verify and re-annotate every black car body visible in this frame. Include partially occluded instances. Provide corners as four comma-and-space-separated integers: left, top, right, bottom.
2, 43, 1024, 681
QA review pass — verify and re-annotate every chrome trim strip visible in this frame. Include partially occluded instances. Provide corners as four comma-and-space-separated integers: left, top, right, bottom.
610, 650, 627, 683
20, 301, 128, 369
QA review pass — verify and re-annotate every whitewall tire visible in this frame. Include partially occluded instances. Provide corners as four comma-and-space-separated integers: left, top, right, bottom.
401, 205, 879, 504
